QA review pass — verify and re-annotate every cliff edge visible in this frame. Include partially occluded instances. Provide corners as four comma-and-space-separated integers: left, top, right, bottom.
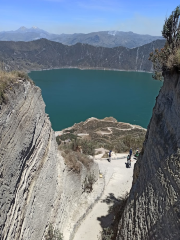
116, 72, 180, 239
0, 75, 99, 240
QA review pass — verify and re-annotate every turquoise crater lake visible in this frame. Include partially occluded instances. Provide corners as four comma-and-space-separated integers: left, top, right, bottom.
29, 69, 163, 131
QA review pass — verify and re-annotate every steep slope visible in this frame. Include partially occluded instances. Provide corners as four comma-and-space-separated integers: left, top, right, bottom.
0, 76, 99, 240
0, 38, 165, 72
116, 71, 180, 239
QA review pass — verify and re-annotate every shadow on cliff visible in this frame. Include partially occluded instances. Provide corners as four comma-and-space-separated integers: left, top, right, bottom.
97, 193, 129, 235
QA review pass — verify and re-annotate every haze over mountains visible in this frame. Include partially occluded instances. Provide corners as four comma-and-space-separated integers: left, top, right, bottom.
0, 26, 163, 49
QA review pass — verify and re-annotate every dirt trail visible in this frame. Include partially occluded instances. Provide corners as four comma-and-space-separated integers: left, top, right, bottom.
73, 154, 135, 240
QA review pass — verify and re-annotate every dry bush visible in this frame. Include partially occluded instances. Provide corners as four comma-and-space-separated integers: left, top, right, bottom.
62, 149, 93, 173
83, 173, 96, 193
45, 224, 63, 240
166, 49, 180, 69
0, 70, 31, 104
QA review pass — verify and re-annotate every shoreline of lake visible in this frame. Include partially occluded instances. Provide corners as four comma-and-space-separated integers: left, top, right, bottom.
28, 66, 154, 74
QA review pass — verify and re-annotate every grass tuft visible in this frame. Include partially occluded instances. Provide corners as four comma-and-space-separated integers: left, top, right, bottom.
0, 70, 31, 104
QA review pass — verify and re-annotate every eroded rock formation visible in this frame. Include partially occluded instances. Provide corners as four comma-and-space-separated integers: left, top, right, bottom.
117, 72, 180, 240
0, 78, 99, 240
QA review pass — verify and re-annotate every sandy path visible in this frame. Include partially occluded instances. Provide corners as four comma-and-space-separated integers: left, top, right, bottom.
73, 154, 135, 240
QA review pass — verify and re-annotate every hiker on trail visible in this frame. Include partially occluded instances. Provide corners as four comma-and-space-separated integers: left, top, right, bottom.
127, 155, 131, 168
135, 149, 139, 157
108, 150, 112, 162
129, 148, 132, 159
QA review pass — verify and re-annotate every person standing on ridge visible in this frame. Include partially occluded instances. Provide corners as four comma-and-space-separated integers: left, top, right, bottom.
129, 148, 132, 159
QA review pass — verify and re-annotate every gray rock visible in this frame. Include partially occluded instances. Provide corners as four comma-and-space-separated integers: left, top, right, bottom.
116, 72, 180, 240
0, 79, 99, 240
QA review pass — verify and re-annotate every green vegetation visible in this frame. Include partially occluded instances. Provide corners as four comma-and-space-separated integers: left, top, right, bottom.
58, 138, 96, 156
45, 224, 63, 240
96, 133, 145, 153
57, 131, 145, 155
57, 133, 78, 141
149, 6, 180, 79
0, 70, 31, 104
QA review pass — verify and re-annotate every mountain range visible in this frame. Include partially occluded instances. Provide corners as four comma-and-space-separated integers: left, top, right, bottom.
0, 26, 163, 49
0, 38, 165, 72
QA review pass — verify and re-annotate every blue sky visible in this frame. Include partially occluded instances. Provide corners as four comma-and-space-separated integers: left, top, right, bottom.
0, 0, 180, 35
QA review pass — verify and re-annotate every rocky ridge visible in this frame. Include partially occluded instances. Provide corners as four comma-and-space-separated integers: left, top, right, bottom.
0, 77, 99, 240
0, 38, 165, 72
0, 28, 162, 49
116, 71, 180, 239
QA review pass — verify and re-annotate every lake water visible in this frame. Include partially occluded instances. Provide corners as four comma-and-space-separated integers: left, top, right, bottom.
29, 69, 163, 131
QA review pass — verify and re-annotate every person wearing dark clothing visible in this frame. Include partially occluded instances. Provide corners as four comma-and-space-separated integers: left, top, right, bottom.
129, 148, 132, 159
126, 155, 131, 168
108, 150, 112, 162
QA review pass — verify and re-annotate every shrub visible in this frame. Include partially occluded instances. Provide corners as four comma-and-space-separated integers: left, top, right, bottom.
58, 133, 77, 141
69, 139, 95, 156
45, 224, 63, 240
83, 173, 96, 193
56, 136, 62, 145
0, 70, 31, 104
62, 149, 93, 173
149, 6, 180, 79
80, 139, 95, 156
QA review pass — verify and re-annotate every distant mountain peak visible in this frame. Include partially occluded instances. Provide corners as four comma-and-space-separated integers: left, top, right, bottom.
18, 26, 27, 31
31, 26, 38, 29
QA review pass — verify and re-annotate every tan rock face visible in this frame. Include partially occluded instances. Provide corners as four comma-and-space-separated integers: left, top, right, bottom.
117, 72, 180, 240
0, 79, 99, 240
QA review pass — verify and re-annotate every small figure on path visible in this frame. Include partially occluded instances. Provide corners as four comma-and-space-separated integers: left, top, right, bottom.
129, 148, 132, 159
135, 149, 139, 158
126, 155, 131, 168
108, 150, 112, 162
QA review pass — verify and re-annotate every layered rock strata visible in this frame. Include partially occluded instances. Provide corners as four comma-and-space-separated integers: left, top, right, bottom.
117, 72, 180, 240
0, 78, 99, 240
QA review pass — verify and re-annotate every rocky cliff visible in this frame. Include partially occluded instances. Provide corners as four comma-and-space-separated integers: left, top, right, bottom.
0, 76, 99, 240
116, 72, 180, 239
0, 38, 165, 72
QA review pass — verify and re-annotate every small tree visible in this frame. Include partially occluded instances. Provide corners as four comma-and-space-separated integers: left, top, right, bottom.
162, 6, 180, 49
149, 6, 180, 79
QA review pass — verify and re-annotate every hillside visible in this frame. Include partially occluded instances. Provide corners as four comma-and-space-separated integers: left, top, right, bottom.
50, 31, 163, 49
56, 117, 146, 153
0, 38, 165, 72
